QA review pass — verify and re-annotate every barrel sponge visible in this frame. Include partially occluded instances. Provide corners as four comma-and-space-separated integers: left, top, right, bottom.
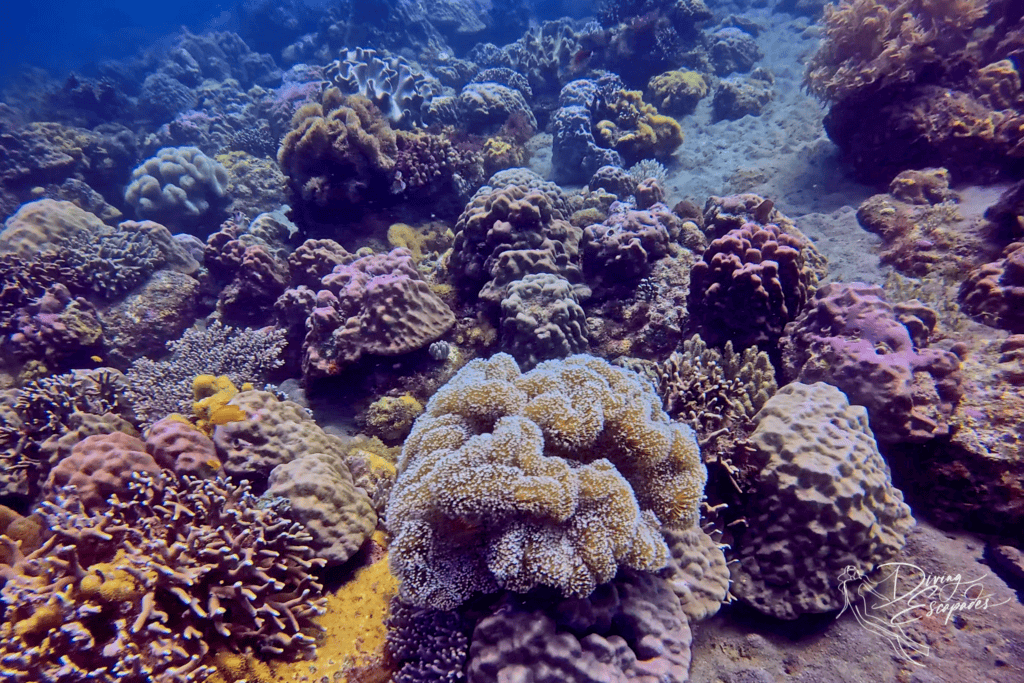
267, 453, 377, 566
123, 146, 229, 232
211, 390, 349, 478
731, 382, 915, 620
386, 353, 706, 610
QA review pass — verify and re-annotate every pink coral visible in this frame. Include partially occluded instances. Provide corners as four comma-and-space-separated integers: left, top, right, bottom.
45, 432, 161, 509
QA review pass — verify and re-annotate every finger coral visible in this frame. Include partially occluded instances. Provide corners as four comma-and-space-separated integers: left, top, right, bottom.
386, 352, 706, 610
0, 473, 327, 682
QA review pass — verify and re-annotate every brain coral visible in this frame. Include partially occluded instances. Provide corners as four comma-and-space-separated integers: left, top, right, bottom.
303, 247, 455, 379
780, 282, 963, 443
730, 382, 915, 619
386, 352, 706, 610
123, 146, 229, 235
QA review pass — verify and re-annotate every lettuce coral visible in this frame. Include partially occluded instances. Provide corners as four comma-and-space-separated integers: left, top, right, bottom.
386, 353, 706, 610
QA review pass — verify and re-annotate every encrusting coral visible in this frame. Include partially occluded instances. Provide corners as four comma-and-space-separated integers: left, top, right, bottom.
386, 352, 706, 610
0, 472, 327, 682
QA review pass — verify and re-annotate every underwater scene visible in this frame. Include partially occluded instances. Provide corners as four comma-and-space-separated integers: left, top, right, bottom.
0, 0, 1022, 681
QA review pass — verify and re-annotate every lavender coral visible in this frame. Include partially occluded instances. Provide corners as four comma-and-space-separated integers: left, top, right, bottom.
386, 353, 706, 610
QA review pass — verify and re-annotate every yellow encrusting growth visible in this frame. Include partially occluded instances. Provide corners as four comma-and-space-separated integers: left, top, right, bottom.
192, 375, 243, 433
270, 555, 399, 682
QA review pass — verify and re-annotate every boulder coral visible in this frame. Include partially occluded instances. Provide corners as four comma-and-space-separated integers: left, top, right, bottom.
594, 90, 684, 163
781, 282, 963, 443
730, 382, 915, 619
303, 247, 455, 379
386, 353, 706, 610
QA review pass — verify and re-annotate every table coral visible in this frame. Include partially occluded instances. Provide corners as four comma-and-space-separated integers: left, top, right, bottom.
730, 382, 915, 620
386, 352, 706, 610
0, 473, 326, 682
302, 247, 455, 379
781, 282, 964, 443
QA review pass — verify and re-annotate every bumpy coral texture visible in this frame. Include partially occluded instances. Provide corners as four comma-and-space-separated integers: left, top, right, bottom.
594, 90, 684, 163
551, 79, 625, 184
468, 569, 692, 683
450, 184, 587, 303
647, 70, 708, 115
386, 353, 706, 610
123, 146, 229, 234
581, 202, 674, 295
500, 273, 590, 371
45, 432, 162, 510
8, 282, 104, 367
0, 198, 104, 258
277, 88, 398, 226
959, 242, 1024, 333
660, 525, 731, 623
303, 247, 455, 379
689, 221, 817, 350
145, 417, 222, 476
267, 453, 377, 566
385, 598, 470, 683
731, 382, 915, 620
0, 474, 326, 682
212, 389, 350, 478
781, 282, 963, 443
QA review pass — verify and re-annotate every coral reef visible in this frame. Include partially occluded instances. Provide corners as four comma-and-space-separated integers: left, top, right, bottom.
325, 47, 442, 128
856, 168, 1001, 277
730, 382, 915, 619
660, 525, 731, 623
386, 597, 470, 683
45, 431, 161, 510
781, 282, 963, 443
594, 90, 684, 163
581, 201, 675, 296
959, 242, 1024, 333
0, 473, 326, 682
688, 221, 819, 351
647, 69, 708, 115
387, 353, 706, 609
303, 248, 455, 379
450, 183, 587, 304
125, 322, 286, 424
277, 88, 398, 228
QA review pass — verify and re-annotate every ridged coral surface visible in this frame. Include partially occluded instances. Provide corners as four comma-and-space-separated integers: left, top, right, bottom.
731, 382, 915, 620
386, 352, 706, 610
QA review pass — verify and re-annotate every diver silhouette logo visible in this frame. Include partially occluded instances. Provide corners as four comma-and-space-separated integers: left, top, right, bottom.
837, 563, 1011, 667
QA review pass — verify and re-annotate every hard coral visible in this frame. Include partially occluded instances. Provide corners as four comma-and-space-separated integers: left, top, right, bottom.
595, 90, 684, 163
303, 248, 455, 380
45, 431, 162, 510
781, 282, 963, 443
0, 473, 326, 682
959, 241, 1024, 332
731, 382, 914, 619
386, 353, 706, 610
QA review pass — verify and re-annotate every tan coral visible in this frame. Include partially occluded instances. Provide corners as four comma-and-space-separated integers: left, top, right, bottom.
386, 353, 706, 610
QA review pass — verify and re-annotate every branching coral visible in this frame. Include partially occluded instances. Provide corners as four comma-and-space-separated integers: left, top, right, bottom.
0, 473, 327, 682
386, 353, 706, 610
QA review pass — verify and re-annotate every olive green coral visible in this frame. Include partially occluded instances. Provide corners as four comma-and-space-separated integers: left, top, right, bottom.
386, 353, 706, 610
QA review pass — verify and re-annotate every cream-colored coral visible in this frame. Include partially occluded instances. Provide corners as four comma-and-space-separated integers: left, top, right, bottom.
660, 525, 731, 622
387, 353, 706, 610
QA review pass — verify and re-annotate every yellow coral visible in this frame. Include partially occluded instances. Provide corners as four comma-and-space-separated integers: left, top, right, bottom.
13, 600, 62, 637
364, 394, 424, 441
192, 375, 241, 434
648, 70, 708, 114
596, 90, 683, 161
271, 556, 398, 681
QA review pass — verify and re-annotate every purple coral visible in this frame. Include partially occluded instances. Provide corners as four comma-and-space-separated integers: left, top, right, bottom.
780, 282, 963, 443
302, 248, 455, 379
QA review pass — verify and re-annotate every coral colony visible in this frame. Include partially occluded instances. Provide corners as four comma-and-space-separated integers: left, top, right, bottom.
0, 1, 1023, 682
